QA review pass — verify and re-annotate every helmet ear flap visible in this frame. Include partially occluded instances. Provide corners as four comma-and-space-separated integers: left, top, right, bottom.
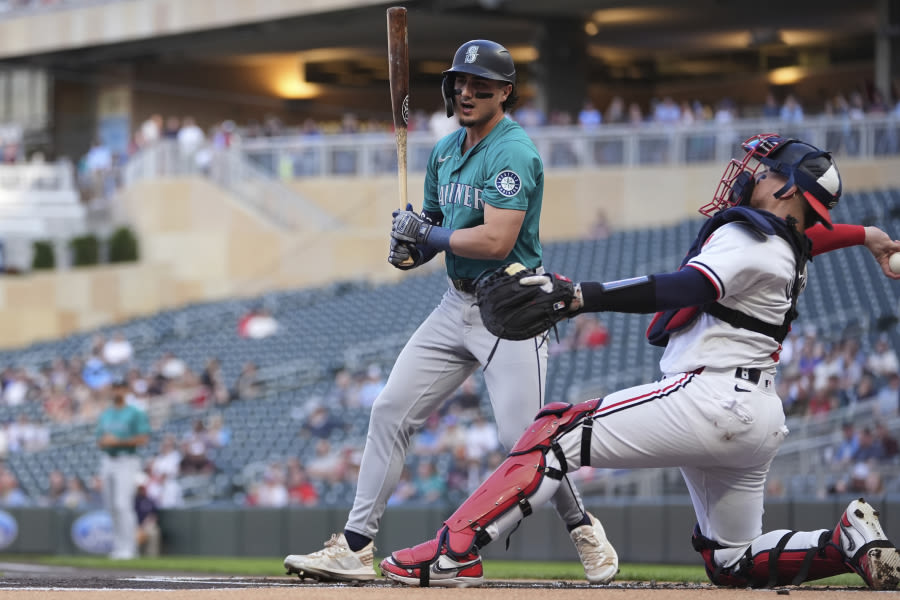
442, 75, 456, 117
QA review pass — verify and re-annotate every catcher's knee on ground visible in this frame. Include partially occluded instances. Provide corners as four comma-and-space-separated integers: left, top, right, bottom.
440, 399, 599, 555
693, 525, 847, 587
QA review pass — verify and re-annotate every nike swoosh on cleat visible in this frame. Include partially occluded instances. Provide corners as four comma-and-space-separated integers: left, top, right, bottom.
431, 556, 480, 574
734, 385, 751, 393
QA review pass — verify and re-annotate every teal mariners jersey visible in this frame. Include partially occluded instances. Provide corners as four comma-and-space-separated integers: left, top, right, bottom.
96, 404, 150, 456
423, 117, 543, 280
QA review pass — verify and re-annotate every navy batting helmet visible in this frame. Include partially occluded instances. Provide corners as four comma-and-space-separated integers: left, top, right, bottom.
441, 40, 516, 117
702, 133, 841, 229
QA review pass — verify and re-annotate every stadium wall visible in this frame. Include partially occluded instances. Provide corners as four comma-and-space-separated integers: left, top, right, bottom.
1, 499, 897, 561
0, 157, 898, 349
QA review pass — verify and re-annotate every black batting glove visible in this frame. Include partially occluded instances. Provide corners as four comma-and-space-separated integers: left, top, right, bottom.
391, 210, 433, 245
388, 237, 422, 270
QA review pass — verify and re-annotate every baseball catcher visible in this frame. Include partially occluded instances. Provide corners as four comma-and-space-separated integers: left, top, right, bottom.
380, 133, 900, 589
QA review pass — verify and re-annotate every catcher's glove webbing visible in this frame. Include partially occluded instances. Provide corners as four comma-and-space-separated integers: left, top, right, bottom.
475, 263, 575, 341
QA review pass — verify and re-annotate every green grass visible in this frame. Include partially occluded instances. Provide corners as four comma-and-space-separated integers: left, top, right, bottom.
0, 554, 864, 587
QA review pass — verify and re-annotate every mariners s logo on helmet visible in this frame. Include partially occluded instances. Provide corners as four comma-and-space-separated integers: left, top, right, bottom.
465, 45, 479, 63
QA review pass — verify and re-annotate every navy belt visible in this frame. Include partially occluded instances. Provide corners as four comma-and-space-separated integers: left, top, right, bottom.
734, 367, 762, 384
451, 278, 476, 294
692, 366, 764, 384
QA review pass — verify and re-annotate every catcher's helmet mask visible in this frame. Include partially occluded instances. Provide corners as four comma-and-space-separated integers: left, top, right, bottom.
442, 39, 516, 117
701, 133, 841, 229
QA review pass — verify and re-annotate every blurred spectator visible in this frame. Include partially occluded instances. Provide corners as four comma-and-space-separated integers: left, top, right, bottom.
653, 96, 681, 124
60, 476, 90, 510
306, 440, 344, 483
873, 373, 900, 418
237, 307, 279, 339
429, 105, 459, 140
40, 469, 66, 506
853, 427, 885, 463
412, 413, 443, 456
413, 461, 446, 503
513, 100, 546, 129
2, 367, 31, 405
779, 93, 804, 123
356, 364, 385, 408
151, 435, 182, 479
445, 375, 481, 416
0, 469, 30, 506
146, 471, 183, 509
604, 96, 626, 124
256, 466, 289, 507
233, 362, 263, 401
206, 413, 231, 448
874, 422, 899, 462
140, 114, 163, 146
159, 352, 187, 380
866, 336, 899, 377
829, 421, 859, 467
761, 91, 780, 119
1, 142, 19, 164
162, 116, 180, 139
135, 474, 161, 557
388, 469, 417, 506
577, 100, 602, 129
286, 461, 318, 506
553, 315, 609, 354
102, 332, 134, 366
180, 419, 215, 475
177, 116, 205, 158
200, 358, 229, 405
627, 102, 644, 125
464, 412, 499, 461
300, 404, 340, 440
82, 352, 113, 390
327, 368, 360, 409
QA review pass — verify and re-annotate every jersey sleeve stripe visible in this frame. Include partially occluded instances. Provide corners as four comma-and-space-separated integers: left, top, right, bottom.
686, 262, 724, 299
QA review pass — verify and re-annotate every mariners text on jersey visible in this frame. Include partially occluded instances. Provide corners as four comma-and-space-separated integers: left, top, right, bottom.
438, 182, 484, 210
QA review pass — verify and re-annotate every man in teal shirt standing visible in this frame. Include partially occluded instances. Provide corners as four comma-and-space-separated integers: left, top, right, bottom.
96, 379, 150, 560
284, 39, 617, 586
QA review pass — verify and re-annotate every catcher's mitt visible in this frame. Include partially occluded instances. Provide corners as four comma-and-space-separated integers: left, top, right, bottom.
475, 263, 575, 340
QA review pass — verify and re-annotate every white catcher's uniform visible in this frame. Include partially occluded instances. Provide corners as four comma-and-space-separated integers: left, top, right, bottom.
501, 221, 804, 566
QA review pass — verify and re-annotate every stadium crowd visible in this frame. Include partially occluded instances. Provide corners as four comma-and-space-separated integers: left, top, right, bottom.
0, 318, 897, 512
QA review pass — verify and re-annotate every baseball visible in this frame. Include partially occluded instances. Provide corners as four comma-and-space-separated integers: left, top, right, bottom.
891, 252, 900, 274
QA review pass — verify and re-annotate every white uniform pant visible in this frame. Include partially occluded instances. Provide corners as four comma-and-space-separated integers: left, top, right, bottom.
100, 454, 140, 558
489, 369, 789, 563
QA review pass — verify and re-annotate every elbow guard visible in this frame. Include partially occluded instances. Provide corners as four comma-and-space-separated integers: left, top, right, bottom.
580, 275, 657, 313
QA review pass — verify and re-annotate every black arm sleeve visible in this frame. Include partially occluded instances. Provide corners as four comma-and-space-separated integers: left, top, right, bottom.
579, 268, 718, 314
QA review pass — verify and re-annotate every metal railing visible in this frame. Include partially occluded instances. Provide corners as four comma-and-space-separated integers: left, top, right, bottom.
122, 141, 339, 231
237, 115, 900, 178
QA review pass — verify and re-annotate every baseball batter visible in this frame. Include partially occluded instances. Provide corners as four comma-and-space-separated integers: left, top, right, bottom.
283, 39, 615, 584
381, 133, 900, 589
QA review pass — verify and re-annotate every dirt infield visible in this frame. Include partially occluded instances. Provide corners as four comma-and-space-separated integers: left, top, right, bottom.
0, 562, 884, 600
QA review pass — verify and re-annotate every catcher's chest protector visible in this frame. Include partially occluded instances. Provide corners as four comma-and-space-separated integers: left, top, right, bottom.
442, 400, 600, 555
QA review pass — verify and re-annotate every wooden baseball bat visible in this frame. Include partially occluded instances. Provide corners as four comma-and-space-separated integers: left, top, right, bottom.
386, 6, 409, 211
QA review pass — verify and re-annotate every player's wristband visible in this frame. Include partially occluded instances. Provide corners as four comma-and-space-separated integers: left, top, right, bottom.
425, 225, 452, 251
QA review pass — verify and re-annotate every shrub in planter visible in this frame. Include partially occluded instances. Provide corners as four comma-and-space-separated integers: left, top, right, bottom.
31, 240, 55, 270
108, 226, 139, 263
70, 234, 100, 267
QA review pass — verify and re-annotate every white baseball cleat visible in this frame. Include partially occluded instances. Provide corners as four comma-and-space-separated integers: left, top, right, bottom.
284, 533, 377, 582
570, 512, 619, 584
834, 498, 900, 590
